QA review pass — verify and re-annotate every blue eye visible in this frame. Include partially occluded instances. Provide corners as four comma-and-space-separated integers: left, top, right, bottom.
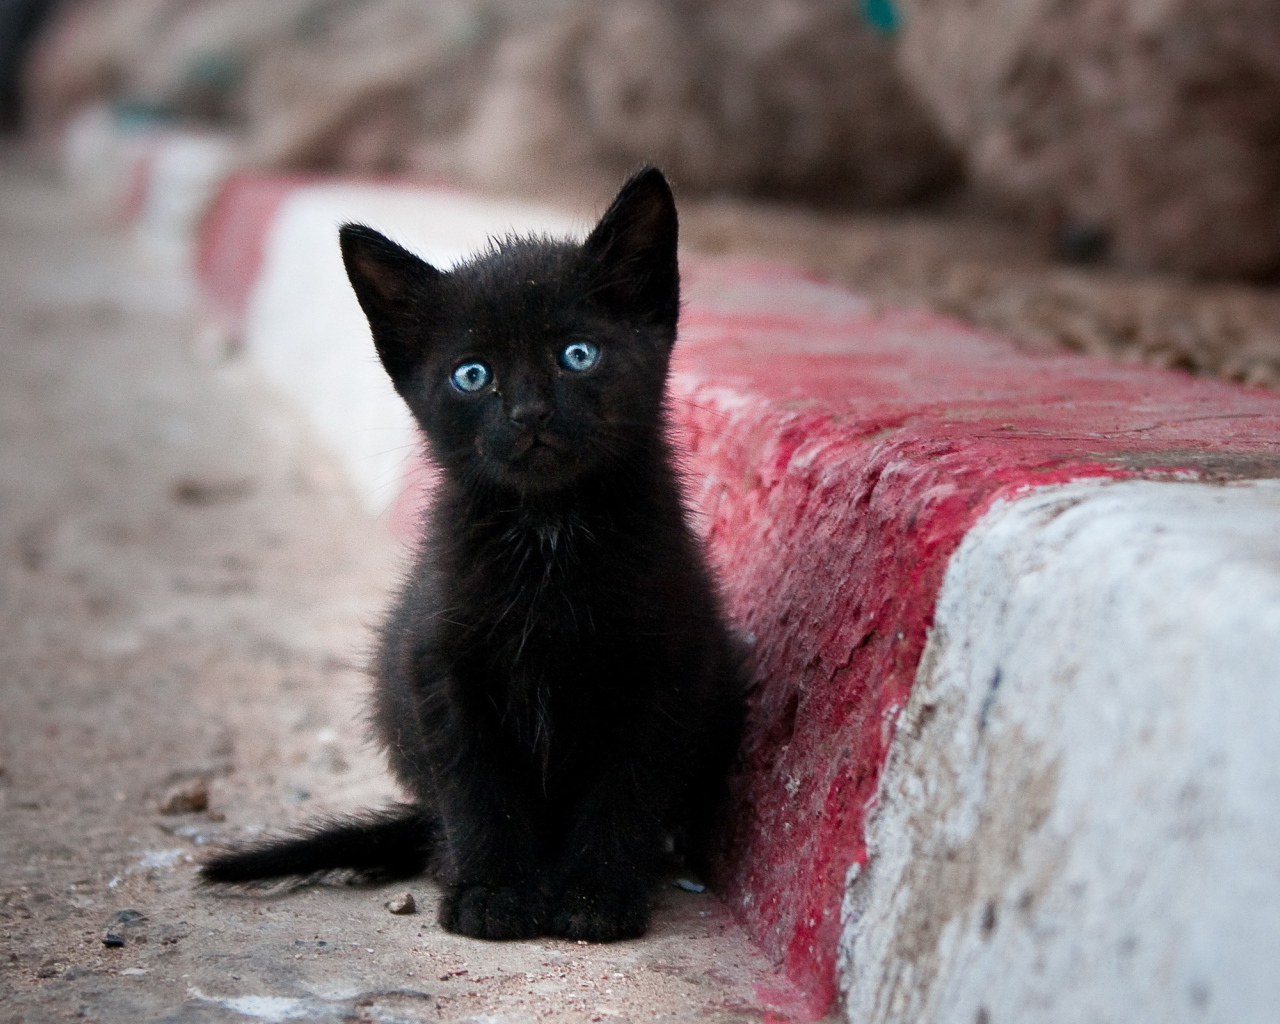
451, 361, 492, 392
560, 341, 600, 372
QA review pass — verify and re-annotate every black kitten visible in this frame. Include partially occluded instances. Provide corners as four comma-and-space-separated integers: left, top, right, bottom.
201, 168, 745, 943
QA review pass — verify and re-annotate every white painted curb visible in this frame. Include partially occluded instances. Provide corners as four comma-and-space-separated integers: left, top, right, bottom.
842, 478, 1280, 1023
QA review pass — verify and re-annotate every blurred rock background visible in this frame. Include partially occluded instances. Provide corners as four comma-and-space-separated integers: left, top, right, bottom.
896, 0, 1280, 280
3, 0, 1280, 385
20, 0, 956, 204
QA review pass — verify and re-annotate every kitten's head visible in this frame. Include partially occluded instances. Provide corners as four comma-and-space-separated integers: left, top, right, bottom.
340, 167, 679, 495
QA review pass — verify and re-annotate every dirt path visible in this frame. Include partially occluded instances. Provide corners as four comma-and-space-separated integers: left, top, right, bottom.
0, 154, 791, 1024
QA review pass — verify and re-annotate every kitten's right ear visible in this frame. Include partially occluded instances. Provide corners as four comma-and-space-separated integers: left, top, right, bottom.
339, 224, 441, 382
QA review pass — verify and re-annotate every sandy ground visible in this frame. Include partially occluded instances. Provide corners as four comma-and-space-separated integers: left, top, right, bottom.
0, 155, 801, 1023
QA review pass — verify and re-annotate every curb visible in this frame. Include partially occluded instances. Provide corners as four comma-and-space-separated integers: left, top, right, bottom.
185, 175, 1280, 1021
62, 104, 239, 280
842, 477, 1280, 1022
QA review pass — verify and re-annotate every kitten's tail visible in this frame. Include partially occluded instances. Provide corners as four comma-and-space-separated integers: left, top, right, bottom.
199, 804, 439, 884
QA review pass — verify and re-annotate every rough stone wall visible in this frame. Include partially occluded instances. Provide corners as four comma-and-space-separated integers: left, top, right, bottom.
26, 0, 957, 206
458, 0, 957, 206
896, 0, 1280, 279
25, 0, 318, 130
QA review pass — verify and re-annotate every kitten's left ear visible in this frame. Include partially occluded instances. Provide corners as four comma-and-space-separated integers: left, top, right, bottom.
340, 224, 442, 383
582, 166, 679, 329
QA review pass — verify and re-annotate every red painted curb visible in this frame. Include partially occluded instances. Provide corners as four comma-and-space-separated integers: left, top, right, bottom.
195, 173, 469, 330
195, 174, 323, 329
197, 183, 1280, 1019
671, 260, 1280, 1015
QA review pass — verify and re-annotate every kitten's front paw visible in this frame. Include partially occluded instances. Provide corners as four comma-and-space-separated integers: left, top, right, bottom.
550, 883, 650, 943
439, 881, 547, 940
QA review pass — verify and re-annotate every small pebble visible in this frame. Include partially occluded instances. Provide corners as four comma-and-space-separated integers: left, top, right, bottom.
159, 778, 208, 815
171, 475, 255, 506
102, 909, 146, 947
386, 892, 417, 915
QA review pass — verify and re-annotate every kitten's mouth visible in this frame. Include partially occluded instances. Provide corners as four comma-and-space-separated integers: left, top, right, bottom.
514, 432, 564, 457
488, 431, 580, 487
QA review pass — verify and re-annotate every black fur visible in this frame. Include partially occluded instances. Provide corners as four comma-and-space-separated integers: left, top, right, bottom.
200, 167, 744, 943
199, 805, 437, 884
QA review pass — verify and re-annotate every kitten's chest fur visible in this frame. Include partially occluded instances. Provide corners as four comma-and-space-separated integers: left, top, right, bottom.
463, 509, 606, 667
430, 490, 672, 767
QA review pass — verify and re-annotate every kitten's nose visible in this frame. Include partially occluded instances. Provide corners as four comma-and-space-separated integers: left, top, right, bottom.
508, 399, 552, 427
